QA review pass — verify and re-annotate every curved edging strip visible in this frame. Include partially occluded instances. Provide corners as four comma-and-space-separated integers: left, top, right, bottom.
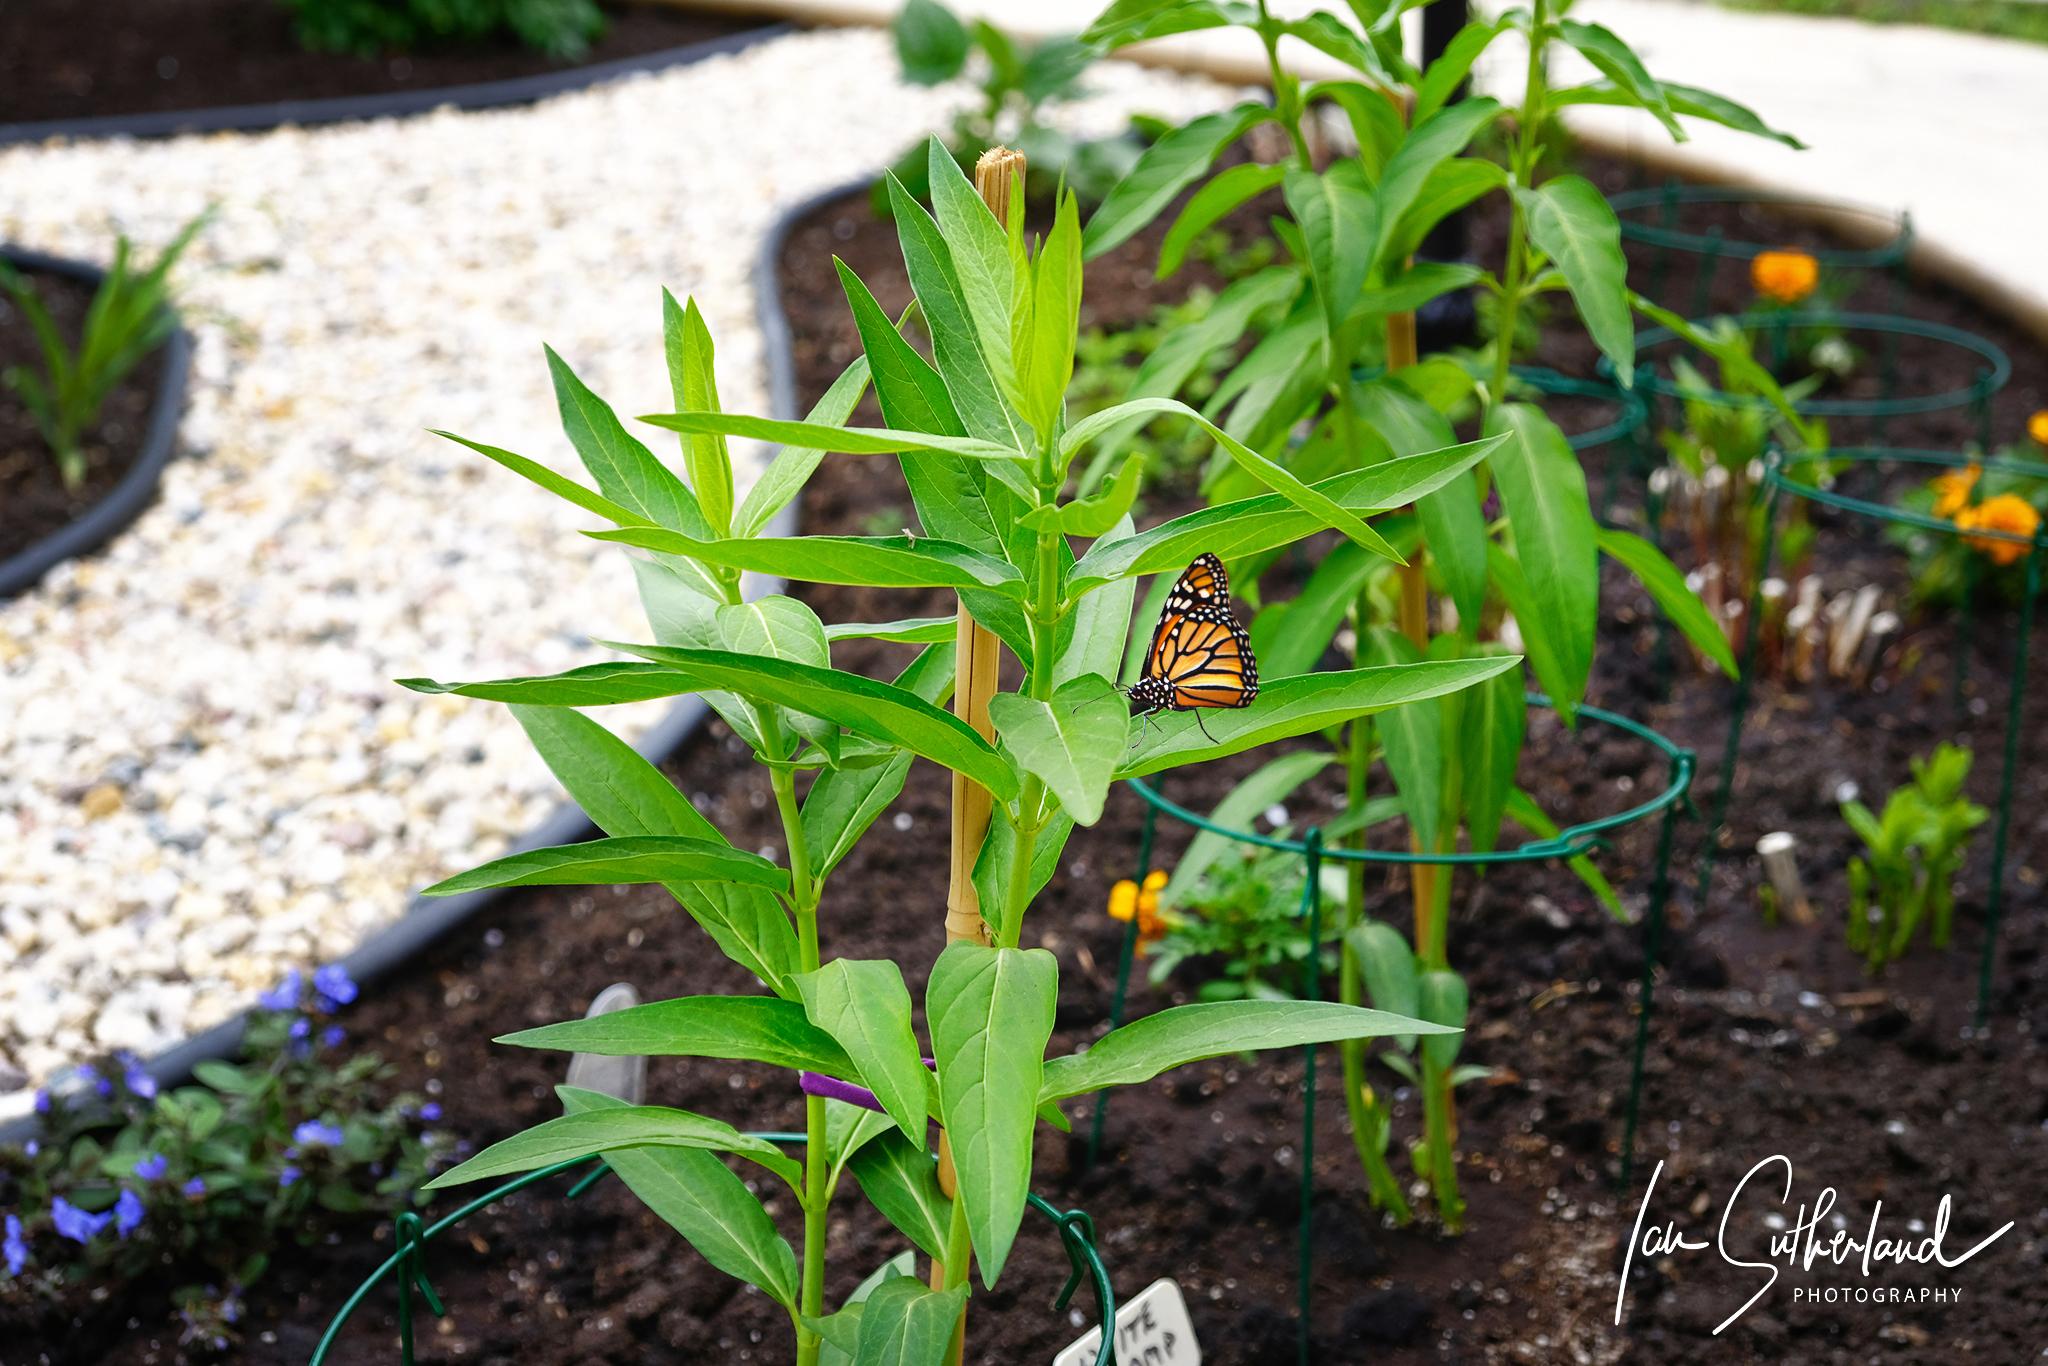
0, 24, 792, 148
0, 152, 861, 1141
0, 246, 192, 600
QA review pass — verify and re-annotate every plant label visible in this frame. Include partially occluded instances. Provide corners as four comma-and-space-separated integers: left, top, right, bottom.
1054, 1277, 1200, 1366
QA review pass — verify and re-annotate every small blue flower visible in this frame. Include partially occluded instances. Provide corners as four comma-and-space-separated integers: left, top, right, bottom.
114, 1189, 145, 1239
134, 1152, 168, 1181
320, 1026, 346, 1048
258, 969, 302, 1012
182, 1177, 206, 1198
418, 1102, 442, 1122
312, 964, 357, 1011
4, 1213, 27, 1277
292, 1120, 345, 1148
78, 1065, 112, 1100
50, 1197, 112, 1244
123, 1061, 157, 1100
23, 1140, 38, 1158
289, 1017, 311, 1041
32, 1090, 49, 1115
277, 1166, 302, 1189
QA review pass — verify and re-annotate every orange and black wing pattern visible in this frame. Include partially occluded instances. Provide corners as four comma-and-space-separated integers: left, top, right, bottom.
1129, 553, 1260, 716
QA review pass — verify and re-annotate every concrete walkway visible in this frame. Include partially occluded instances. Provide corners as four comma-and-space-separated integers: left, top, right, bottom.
715, 0, 2048, 339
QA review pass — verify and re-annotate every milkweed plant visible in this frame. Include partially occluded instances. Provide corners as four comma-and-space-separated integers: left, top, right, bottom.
403, 140, 1521, 1364
1075, 0, 1801, 1226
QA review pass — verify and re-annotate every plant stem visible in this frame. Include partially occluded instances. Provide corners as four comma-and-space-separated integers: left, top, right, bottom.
1254, 0, 1315, 168
768, 743, 827, 1366
1486, 0, 1551, 413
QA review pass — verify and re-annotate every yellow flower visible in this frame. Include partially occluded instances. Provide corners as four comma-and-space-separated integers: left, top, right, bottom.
1751, 249, 1820, 305
1107, 880, 1138, 923
1956, 493, 2041, 567
1143, 869, 1167, 893
2028, 410, 2048, 448
1931, 463, 1980, 520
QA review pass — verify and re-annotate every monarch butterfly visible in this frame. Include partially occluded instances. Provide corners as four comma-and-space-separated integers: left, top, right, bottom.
1126, 553, 1259, 734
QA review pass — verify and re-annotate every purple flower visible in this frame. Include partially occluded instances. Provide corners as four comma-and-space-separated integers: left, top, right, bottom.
4, 1214, 27, 1277
50, 1197, 112, 1244
320, 1026, 345, 1048
289, 1017, 311, 1041
23, 1140, 38, 1158
79, 1065, 112, 1100
258, 969, 302, 1012
313, 964, 357, 1011
123, 1060, 157, 1100
114, 1190, 145, 1239
182, 1177, 206, 1198
292, 1120, 345, 1148
418, 1102, 442, 1122
32, 1090, 49, 1115
134, 1152, 168, 1181
278, 1166, 302, 1189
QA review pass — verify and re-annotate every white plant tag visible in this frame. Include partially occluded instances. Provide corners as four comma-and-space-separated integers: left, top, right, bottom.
1053, 1278, 1201, 1366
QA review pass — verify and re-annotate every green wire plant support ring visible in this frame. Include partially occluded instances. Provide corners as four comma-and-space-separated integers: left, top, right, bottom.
1088, 695, 1694, 1365
1509, 365, 1652, 525
1696, 447, 2045, 1029
308, 1143, 1122, 1366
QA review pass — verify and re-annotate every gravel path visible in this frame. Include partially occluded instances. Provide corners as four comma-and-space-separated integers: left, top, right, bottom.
0, 27, 1239, 1111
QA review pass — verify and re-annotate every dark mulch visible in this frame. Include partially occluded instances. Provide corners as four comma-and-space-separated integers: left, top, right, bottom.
0, 266, 165, 567
10, 153, 2047, 1365
0, 0, 773, 126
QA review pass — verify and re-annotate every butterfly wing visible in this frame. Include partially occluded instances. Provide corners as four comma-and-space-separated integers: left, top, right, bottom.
1141, 554, 1259, 712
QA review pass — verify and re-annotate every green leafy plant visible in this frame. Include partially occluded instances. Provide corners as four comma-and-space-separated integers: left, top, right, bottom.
886, 0, 1133, 205
0, 211, 208, 490
280, 0, 605, 58
1079, 0, 1798, 1227
405, 137, 1515, 1364
1890, 447, 2048, 607
0, 966, 446, 1352
1842, 744, 1988, 970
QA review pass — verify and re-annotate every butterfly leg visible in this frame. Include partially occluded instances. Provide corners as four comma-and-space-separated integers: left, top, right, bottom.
1193, 710, 1218, 745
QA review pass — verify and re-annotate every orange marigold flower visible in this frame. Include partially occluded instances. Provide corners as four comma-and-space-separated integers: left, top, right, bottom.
1751, 249, 1820, 305
1956, 494, 2041, 567
1931, 463, 1981, 520
1142, 869, 1167, 893
2028, 410, 2048, 448
1107, 879, 1138, 923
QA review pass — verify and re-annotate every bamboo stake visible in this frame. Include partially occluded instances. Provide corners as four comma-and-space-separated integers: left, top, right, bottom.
933, 146, 1025, 1314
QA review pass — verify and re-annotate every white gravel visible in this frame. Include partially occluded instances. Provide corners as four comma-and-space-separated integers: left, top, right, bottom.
0, 27, 1242, 1111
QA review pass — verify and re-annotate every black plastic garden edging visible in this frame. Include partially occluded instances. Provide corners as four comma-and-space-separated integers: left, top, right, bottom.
0, 24, 792, 148
0, 246, 192, 600
0, 100, 822, 1143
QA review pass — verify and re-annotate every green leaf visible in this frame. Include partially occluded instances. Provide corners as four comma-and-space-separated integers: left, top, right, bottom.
1504, 787, 1621, 916
1353, 378, 1486, 630
1118, 657, 1516, 781
1059, 395, 1399, 562
603, 645, 1018, 801
1517, 175, 1634, 379
676, 884, 805, 1000
1039, 999, 1453, 1103
1417, 971, 1467, 1070
851, 1275, 968, 1366
1013, 190, 1082, 436
1083, 103, 1268, 259
1360, 628, 1444, 850
1414, 18, 1503, 120
1284, 11, 1392, 81
987, 675, 1127, 824
1482, 403, 1597, 718
971, 802, 1073, 949
1250, 539, 1373, 678
1284, 161, 1377, 343
662, 291, 735, 536
847, 1133, 955, 1261
796, 962, 931, 1150
1375, 98, 1504, 268
736, 358, 873, 538
1557, 19, 1682, 139
1351, 262, 1485, 320
1160, 751, 1333, 909
400, 662, 697, 707
498, 996, 853, 1074
837, 257, 967, 443
720, 595, 836, 756
559, 1088, 798, 1308
1305, 79, 1402, 175
1056, 518, 1136, 690
1381, 157, 1505, 265
1549, 80, 1803, 148
893, 0, 970, 83
1346, 921, 1419, 1051
927, 139, 1016, 400
546, 346, 706, 537
1597, 527, 1738, 678
1159, 164, 1285, 278
641, 411, 1022, 464
1458, 647, 1524, 854
927, 942, 1058, 1285
433, 430, 652, 531
1027, 453, 1143, 537
422, 835, 787, 897
824, 617, 958, 645
1082, 0, 1231, 47
1069, 436, 1502, 591
426, 1101, 801, 1192
886, 176, 1019, 448
510, 705, 718, 842
594, 527, 1024, 595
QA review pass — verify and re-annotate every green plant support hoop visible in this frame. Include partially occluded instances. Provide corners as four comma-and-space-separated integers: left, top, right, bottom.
307, 1142, 1121, 1366
1087, 695, 1694, 1365
1695, 447, 2045, 1028
1611, 182, 1915, 319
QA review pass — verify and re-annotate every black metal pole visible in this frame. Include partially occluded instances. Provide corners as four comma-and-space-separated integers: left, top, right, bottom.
1416, 0, 1478, 352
